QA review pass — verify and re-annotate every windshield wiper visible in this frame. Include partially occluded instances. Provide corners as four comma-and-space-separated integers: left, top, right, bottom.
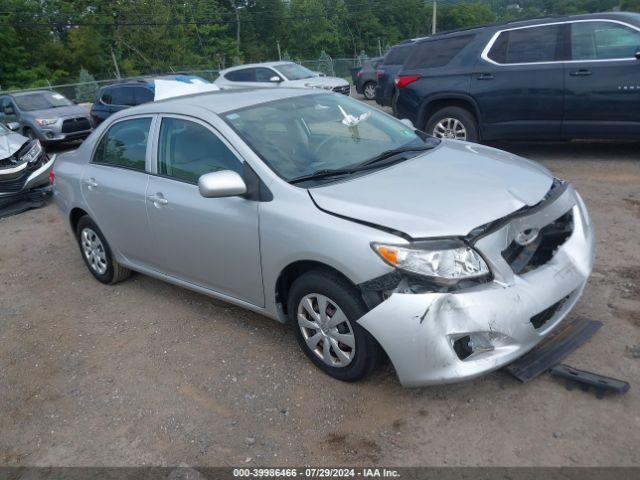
289, 168, 356, 184
358, 145, 433, 167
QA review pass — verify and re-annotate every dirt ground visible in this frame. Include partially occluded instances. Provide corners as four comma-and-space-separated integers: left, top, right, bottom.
1, 113, 639, 467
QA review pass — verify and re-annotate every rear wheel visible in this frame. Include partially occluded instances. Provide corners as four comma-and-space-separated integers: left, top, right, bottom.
76, 216, 131, 285
288, 270, 381, 382
363, 81, 376, 100
426, 106, 478, 142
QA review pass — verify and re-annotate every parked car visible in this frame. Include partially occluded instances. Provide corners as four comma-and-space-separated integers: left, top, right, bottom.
395, 12, 640, 142
0, 90, 93, 144
90, 75, 213, 126
375, 39, 425, 112
53, 88, 594, 387
215, 62, 351, 95
0, 121, 54, 208
90, 80, 155, 126
354, 57, 383, 100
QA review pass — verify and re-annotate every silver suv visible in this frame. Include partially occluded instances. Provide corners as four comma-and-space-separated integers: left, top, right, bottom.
53, 88, 594, 387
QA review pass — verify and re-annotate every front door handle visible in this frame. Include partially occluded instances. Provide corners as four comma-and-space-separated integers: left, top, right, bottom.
147, 193, 169, 206
477, 72, 494, 80
84, 178, 99, 189
570, 69, 592, 76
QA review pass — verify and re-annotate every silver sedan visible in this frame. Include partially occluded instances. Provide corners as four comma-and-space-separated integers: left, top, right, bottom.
52, 88, 594, 386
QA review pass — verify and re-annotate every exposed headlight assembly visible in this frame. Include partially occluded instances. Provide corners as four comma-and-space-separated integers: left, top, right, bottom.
21, 140, 43, 164
35, 117, 58, 126
372, 239, 490, 286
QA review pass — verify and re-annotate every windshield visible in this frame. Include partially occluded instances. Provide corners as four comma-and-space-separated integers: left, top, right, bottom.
274, 63, 316, 81
14, 91, 74, 111
224, 93, 433, 182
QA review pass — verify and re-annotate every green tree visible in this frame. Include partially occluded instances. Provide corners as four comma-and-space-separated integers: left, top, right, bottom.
74, 68, 99, 103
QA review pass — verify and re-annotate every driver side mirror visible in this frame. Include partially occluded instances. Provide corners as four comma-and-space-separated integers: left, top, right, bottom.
269, 76, 282, 83
6, 121, 20, 131
198, 170, 247, 198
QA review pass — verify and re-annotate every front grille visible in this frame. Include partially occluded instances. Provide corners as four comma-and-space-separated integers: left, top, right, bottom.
502, 210, 574, 275
333, 85, 351, 95
62, 117, 91, 133
0, 170, 29, 193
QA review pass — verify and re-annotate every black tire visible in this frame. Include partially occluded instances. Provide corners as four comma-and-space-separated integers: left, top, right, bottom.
391, 89, 399, 117
76, 216, 131, 285
362, 81, 376, 100
287, 270, 381, 382
425, 106, 479, 143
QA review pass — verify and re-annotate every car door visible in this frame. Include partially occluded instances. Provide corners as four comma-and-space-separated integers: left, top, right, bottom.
563, 19, 640, 139
109, 85, 136, 114
145, 115, 263, 306
472, 23, 565, 140
81, 116, 155, 267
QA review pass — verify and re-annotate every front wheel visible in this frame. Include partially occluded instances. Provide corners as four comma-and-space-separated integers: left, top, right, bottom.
288, 270, 381, 382
425, 106, 479, 142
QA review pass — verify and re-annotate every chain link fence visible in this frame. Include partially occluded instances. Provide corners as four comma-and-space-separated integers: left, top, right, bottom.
1, 57, 368, 104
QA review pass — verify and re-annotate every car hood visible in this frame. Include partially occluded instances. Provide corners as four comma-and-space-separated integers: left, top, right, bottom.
24, 105, 89, 119
0, 131, 28, 160
284, 76, 349, 88
308, 140, 554, 238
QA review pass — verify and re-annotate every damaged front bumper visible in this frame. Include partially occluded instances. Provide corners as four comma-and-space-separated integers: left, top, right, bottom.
358, 184, 595, 387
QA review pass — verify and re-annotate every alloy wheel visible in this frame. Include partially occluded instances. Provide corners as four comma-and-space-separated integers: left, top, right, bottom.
80, 227, 107, 275
433, 117, 467, 140
364, 83, 376, 100
297, 293, 356, 367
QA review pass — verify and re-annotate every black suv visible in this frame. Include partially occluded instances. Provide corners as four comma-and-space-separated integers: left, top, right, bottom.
90, 80, 155, 126
395, 12, 640, 142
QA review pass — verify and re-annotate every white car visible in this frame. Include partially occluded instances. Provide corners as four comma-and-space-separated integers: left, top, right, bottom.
214, 61, 351, 95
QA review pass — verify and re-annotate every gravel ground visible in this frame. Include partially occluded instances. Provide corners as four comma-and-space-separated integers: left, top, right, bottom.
0, 97, 639, 467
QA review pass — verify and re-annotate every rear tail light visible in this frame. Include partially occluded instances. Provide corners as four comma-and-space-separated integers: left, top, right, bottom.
356, 70, 363, 77
375, 70, 385, 79
49, 170, 55, 185
395, 75, 421, 88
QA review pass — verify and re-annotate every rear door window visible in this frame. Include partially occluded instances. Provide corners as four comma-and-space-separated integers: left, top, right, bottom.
100, 88, 113, 104
571, 21, 640, 60
487, 24, 562, 64
93, 117, 151, 171
134, 86, 154, 105
404, 35, 474, 69
225, 68, 255, 82
110, 86, 136, 106
383, 45, 413, 65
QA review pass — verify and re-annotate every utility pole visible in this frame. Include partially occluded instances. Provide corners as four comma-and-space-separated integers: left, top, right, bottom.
432, 0, 437, 35
277, 40, 282, 61
377, 38, 382, 57
235, 6, 241, 58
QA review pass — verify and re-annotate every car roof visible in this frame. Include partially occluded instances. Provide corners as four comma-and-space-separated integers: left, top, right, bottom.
117, 87, 318, 117
416, 11, 640, 42
8, 90, 59, 98
220, 61, 298, 73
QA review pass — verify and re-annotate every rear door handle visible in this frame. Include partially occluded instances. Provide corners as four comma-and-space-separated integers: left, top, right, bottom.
84, 178, 98, 189
477, 73, 494, 80
147, 193, 168, 206
570, 69, 592, 76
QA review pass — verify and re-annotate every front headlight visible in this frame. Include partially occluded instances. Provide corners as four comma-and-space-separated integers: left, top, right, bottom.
35, 117, 58, 126
21, 140, 43, 164
372, 240, 490, 285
